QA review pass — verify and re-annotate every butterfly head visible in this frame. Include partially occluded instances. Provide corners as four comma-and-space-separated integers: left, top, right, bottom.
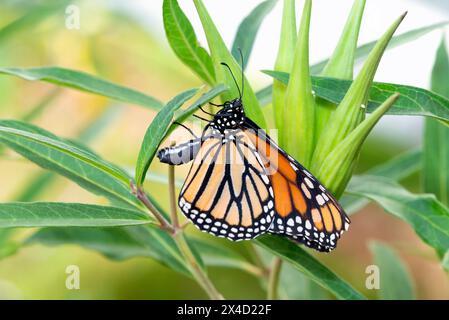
211, 98, 245, 132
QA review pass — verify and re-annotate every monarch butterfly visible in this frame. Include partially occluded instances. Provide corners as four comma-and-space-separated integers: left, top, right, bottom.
158, 60, 350, 252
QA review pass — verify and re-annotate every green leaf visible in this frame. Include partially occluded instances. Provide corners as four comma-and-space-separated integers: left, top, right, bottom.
0, 2, 67, 44
311, 20, 449, 74
366, 149, 422, 179
256, 235, 366, 300
0, 120, 141, 209
257, 20, 449, 104
423, 37, 449, 205
27, 226, 260, 277
0, 67, 163, 110
135, 86, 225, 185
272, 0, 296, 145
316, 0, 365, 137
231, 0, 277, 69
312, 13, 406, 175
192, 0, 266, 129
369, 241, 416, 300
283, 0, 315, 165
21, 88, 61, 122
189, 239, 263, 276
264, 71, 449, 123
135, 88, 198, 185
347, 175, 449, 256
0, 203, 151, 228
0, 88, 60, 155
341, 149, 421, 214
163, 0, 215, 84
0, 106, 126, 261
279, 263, 330, 299
443, 250, 449, 271
171, 84, 227, 128
136, 85, 225, 185
316, 93, 399, 197
12, 105, 124, 203
321, 0, 366, 80
27, 226, 191, 276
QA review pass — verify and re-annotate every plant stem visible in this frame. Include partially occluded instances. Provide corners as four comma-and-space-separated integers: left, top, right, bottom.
245, 242, 269, 277
267, 257, 282, 300
174, 233, 224, 300
133, 183, 175, 234
131, 181, 174, 232
166, 167, 224, 300
168, 164, 180, 228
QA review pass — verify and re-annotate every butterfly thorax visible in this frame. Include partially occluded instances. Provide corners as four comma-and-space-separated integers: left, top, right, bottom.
210, 98, 245, 132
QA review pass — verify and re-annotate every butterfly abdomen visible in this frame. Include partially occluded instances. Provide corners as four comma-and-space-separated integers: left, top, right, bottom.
157, 139, 201, 165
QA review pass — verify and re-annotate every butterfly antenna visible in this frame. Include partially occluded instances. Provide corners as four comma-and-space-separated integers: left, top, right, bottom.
238, 47, 244, 98
220, 62, 242, 99
193, 114, 210, 122
173, 122, 198, 138
209, 102, 224, 107
199, 106, 215, 116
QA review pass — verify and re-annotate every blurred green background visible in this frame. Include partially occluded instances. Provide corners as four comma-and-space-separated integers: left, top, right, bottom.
0, 0, 447, 299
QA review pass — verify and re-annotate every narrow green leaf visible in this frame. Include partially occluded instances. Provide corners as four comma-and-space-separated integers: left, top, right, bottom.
316, 0, 366, 138
0, 120, 141, 209
192, 0, 266, 129
312, 13, 406, 173
0, 67, 163, 110
0, 203, 151, 228
347, 175, 449, 256
257, 21, 449, 104
279, 263, 330, 299
367, 149, 422, 179
272, 0, 296, 146
27, 226, 259, 277
163, 0, 215, 84
423, 37, 449, 205
171, 84, 227, 128
26, 226, 191, 276
443, 250, 449, 271
0, 88, 60, 155
341, 149, 422, 214
317, 93, 399, 197
76, 105, 122, 142
369, 241, 416, 300
321, 0, 366, 79
311, 20, 449, 74
136, 88, 198, 185
0, 2, 67, 44
13, 105, 124, 203
256, 84, 273, 106
231, 0, 277, 69
21, 88, 60, 122
189, 239, 262, 275
256, 235, 366, 300
0, 106, 126, 261
136, 86, 226, 186
283, 0, 315, 165
265, 71, 449, 124
135, 84, 226, 185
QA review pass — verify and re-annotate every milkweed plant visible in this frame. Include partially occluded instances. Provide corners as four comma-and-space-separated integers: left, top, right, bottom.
0, 0, 448, 300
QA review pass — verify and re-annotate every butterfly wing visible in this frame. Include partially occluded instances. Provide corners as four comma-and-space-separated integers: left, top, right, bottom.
179, 130, 275, 241
243, 119, 350, 252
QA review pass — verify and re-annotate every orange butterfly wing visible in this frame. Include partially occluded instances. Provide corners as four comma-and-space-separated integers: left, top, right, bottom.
179, 130, 275, 241
243, 124, 350, 252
